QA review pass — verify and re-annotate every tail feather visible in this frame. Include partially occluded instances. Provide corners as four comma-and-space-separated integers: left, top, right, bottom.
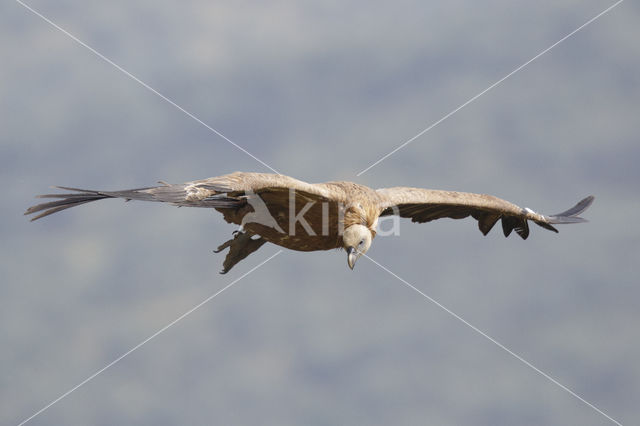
25, 184, 243, 221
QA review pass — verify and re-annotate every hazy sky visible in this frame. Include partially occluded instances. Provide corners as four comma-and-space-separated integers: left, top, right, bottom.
2, 1, 639, 425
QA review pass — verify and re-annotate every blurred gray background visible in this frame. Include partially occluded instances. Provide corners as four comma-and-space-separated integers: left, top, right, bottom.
2, 0, 638, 425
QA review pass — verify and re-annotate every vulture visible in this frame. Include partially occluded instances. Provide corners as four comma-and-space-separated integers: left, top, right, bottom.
25, 172, 594, 273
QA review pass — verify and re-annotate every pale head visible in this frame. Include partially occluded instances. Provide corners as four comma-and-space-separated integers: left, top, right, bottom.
342, 224, 372, 270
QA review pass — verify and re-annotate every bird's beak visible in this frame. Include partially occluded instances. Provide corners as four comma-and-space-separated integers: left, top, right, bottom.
347, 247, 358, 270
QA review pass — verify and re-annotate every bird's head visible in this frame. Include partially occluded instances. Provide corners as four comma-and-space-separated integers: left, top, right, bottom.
342, 224, 372, 270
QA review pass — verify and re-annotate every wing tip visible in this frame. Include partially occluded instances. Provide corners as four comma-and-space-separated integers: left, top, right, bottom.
547, 195, 595, 225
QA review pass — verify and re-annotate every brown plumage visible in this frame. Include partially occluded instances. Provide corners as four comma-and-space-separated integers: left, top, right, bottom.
25, 172, 594, 273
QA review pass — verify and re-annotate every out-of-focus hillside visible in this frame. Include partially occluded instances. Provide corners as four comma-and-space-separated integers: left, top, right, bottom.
1, 1, 638, 425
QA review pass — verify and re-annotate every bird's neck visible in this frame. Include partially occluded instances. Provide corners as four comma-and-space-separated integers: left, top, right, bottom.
344, 202, 379, 237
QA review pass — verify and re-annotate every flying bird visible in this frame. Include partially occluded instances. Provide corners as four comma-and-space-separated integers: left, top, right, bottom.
25, 172, 594, 273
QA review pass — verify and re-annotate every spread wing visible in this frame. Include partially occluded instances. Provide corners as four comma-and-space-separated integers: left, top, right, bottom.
24, 172, 340, 222
376, 187, 594, 239
25, 172, 347, 274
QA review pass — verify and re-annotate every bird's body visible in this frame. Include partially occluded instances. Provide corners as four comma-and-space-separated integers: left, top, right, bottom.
207, 174, 381, 252
26, 172, 594, 272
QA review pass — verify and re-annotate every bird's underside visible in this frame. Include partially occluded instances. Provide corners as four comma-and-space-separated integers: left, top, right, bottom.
26, 172, 594, 273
